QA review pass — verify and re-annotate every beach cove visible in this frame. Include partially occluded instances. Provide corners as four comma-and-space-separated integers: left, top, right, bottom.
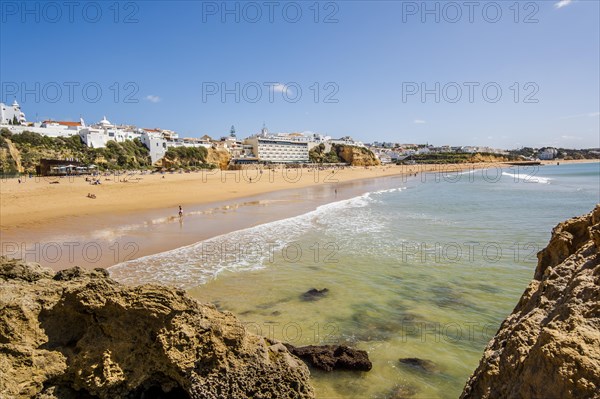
112, 161, 598, 398
1, 161, 598, 398
2, 163, 503, 270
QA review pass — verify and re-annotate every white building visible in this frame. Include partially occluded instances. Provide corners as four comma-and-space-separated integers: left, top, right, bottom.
244, 136, 309, 163
0, 100, 26, 125
2, 120, 83, 137
79, 116, 144, 148
329, 136, 364, 147
140, 131, 168, 164
539, 147, 558, 160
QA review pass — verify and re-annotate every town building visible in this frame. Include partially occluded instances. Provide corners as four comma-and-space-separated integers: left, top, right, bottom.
140, 131, 168, 164
244, 137, 309, 163
0, 101, 26, 125
538, 147, 558, 160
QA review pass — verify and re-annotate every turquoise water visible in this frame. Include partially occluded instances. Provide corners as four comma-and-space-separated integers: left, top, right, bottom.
112, 162, 599, 398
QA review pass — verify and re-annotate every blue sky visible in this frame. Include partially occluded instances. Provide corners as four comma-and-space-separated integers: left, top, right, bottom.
1, 0, 598, 148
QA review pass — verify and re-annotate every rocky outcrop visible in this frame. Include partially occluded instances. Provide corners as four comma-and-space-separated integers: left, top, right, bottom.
284, 344, 372, 372
0, 137, 24, 173
206, 148, 232, 170
0, 259, 314, 399
461, 205, 600, 399
468, 153, 507, 163
336, 145, 380, 166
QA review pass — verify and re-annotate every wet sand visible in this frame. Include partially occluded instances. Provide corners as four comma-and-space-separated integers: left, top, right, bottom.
3, 161, 591, 270
0, 169, 431, 270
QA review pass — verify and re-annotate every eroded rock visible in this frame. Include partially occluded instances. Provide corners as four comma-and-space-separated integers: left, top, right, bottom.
284, 344, 372, 372
461, 205, 600, 399
0, 257, 315, 399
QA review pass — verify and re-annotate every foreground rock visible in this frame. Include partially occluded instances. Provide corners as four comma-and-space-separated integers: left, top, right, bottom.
461, 205, 600, 399
0, 259, 314, 399
284, 344, 372, 372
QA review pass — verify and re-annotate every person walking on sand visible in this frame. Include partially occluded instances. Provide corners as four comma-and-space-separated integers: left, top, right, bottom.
178, 205, 183, 217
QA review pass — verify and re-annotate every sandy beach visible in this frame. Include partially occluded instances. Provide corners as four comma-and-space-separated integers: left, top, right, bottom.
3, 160, 596, 231
1, 163, 502, 231
2, 160, 596, 271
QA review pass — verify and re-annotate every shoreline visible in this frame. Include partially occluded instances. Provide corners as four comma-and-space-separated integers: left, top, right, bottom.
0, 165, 446, 270
3, 159, 595, 231
1, 160, 597, 271
0, 163, 499, 231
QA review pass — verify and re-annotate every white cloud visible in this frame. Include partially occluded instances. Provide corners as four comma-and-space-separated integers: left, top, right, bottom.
272, 83, 287, 92
554, 0, 573, 9
145, 95, 161, 103
413, 119, 426, 124
271, 83, 294, 96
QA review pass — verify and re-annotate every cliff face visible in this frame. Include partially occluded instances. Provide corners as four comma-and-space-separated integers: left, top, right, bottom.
206, 148, 232, 170
0, 260, 314, 399
461, 205, 600, 399
468, 153, 508, 163
336, 145, 380, 166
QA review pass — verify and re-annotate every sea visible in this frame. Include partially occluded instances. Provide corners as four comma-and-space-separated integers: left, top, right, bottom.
110, 162, 599, 399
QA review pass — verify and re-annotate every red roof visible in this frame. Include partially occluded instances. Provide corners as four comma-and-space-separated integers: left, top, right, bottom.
44, 120, 81, 127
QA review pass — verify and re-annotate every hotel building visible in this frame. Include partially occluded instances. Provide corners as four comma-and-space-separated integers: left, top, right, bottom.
244, 137, 310, 163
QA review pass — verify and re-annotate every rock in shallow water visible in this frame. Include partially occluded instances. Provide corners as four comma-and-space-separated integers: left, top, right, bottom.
398, 358, 439, 373
0, 257, 315, 399
284, 344, 372, 372
301, 288, 329, 301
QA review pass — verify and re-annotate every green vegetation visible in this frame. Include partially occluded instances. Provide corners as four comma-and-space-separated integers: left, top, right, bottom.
309, 143, 341, 163
508, 147, 599, 161
397, 152, 510, 164
163, 146, 209, 167
0, 128, 152, 174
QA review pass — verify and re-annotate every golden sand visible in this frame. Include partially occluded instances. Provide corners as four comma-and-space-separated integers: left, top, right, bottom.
1, 160, 594, 231
0, 164, 481, 230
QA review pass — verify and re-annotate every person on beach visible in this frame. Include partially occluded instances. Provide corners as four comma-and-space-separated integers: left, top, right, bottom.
178, 205, 183, 217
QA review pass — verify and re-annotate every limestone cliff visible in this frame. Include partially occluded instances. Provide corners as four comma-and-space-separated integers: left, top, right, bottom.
468, 153, 508, 163
0, 260, 314, 399
336, 145, 380, 166
206, 148, 232, 170
461, 205, 600, 399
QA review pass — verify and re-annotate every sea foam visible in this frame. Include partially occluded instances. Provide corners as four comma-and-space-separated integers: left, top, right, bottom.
109, 187, 407, 288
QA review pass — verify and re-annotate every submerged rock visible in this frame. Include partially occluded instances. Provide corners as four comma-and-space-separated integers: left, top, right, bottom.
301, 288, 329, 301
461, 205, 600, 399
0, 257, 315, 399
381, 384, 418, 399
398, 358, 439, 373
284, 344, 372, 372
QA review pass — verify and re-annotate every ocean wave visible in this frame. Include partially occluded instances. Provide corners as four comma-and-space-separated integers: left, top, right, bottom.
109, 186, 407, 288
501, 172, 552, 184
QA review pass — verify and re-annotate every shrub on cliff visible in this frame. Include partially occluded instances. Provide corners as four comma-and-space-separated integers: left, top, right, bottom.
163, 146, 209, 167
4, 131, 152, 172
